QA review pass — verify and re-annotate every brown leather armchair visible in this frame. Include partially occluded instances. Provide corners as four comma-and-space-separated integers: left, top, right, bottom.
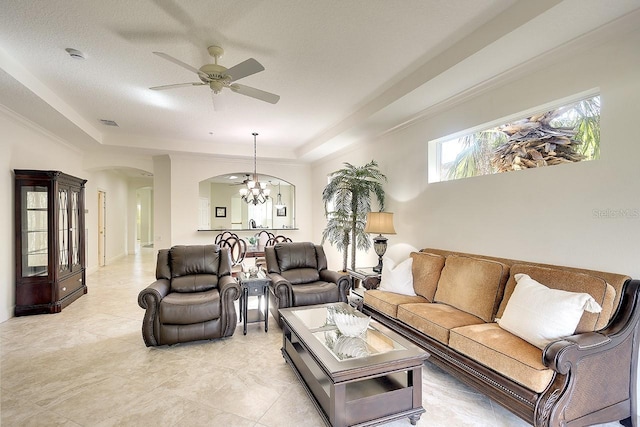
138, 245, 241, 346
265, 242, 350, 326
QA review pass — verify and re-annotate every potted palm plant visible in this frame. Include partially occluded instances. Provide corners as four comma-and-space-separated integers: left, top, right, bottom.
322, 160, 386, 272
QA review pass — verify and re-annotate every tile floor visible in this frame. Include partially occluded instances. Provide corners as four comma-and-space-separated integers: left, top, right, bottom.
0, 248, 624, 426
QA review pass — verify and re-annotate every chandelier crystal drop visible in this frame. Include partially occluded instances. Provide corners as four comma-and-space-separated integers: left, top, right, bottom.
239, 132, 271, 205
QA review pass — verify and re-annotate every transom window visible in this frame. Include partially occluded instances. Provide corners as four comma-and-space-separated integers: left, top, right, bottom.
430, 94, 600, 183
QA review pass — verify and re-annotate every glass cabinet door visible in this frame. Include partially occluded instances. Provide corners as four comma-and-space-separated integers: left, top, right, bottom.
70, 189, 81, 271
21, 186, 48, 277
58, 187, 69, 273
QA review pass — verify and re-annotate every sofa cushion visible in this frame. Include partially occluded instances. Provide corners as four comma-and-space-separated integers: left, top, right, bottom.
364, 290, 428, 318
410, 252, 445, 301
434, 255, 509, 322
449, 323, 554, 393
496, 264, 616, 332
159, 288, 221, 324
398, 303, 485, 345
497, 274, 602, 349
379, 257, 415, 296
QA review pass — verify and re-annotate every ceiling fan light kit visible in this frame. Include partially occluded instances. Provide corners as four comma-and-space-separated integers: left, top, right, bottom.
150, 45, 279, 108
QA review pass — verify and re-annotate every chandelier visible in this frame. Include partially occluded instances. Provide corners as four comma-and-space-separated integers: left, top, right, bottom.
239, 132, 271, 205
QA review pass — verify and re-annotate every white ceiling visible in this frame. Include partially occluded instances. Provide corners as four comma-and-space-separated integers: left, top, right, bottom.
1, 0, 639, 163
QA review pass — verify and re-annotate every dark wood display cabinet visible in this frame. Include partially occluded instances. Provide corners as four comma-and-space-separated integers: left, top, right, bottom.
14, 170, 87, 316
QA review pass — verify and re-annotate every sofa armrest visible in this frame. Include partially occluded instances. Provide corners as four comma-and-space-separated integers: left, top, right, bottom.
544, 279, 640, 372
320, 269, 350, 302
539, 279, 640, 426
138, 279, 170, 347
268, 272, 292, 309
543, 332, 611, 374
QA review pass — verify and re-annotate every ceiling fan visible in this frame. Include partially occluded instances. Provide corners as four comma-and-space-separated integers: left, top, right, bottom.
228, 174, 252, 185
150, 46, 280, 109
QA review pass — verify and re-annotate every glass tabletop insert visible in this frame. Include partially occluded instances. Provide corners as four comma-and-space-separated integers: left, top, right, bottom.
291, 304, 406, 361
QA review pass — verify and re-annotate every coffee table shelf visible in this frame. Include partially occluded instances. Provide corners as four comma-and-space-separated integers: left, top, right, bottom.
280, 303, 428, 427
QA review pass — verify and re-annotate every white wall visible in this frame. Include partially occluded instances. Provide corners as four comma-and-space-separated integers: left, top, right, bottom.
314, 28, 640, 279
153, 155, 172, 250
1, 110, 132, 321
138, 187, 153, 247
0, 114, 16, 322
312, 27, 640, 422
168, 154, 313, 247
0, 112, 83, 321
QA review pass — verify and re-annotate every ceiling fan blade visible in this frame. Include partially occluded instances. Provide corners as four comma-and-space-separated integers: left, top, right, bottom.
149, 82, 206, 90
226, 58, 265, 82
230, 84, 280, 104
152, 52, 209, 80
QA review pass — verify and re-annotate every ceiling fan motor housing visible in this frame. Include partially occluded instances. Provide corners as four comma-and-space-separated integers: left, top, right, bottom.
199, 64, 229, 83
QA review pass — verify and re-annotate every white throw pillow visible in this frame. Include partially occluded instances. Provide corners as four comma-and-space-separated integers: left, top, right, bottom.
497, 273, 602, 349
378, 257, 416, 296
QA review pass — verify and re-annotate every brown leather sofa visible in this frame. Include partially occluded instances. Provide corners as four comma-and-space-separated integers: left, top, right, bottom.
138, 245, 241, 346
362, 248, 640, 427
265, 242, 350, 326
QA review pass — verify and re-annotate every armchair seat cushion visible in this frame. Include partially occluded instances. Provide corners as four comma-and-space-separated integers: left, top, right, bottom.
292, 281, 340, 306
282, 268, 320, 285
159, 289, 221, 324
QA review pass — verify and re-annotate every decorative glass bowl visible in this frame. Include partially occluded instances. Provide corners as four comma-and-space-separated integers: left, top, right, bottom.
333, 311, 370, 337
333, 335, 370, 359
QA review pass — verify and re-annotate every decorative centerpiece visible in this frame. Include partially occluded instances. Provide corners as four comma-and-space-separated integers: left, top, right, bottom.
332, 335, 370, 359
333, 311, 370, 337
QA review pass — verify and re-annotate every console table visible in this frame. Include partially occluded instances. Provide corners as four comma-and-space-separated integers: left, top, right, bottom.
238, 271, 270, 335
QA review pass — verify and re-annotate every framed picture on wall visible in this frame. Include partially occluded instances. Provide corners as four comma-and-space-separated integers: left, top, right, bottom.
276, 207, 286, 217
215, 207, 227, 217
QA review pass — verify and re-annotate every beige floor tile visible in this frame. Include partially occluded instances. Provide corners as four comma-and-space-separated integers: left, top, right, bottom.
0, 248, 626, 427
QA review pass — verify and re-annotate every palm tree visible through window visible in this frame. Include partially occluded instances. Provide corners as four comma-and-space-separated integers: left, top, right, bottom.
439, 95, 600, 181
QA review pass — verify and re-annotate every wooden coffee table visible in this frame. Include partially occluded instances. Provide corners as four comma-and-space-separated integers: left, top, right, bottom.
279, 303, 428, 427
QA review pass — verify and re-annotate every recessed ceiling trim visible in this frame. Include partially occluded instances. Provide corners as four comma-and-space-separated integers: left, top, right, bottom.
0, 45, 103, 144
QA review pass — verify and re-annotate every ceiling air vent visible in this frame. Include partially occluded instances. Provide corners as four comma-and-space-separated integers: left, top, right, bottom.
99, 119, 119, 127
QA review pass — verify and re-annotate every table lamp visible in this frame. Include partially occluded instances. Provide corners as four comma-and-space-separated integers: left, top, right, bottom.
364, 212, 396, 273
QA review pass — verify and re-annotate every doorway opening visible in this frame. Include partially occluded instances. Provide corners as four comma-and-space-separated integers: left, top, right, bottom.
136, 187, 154, 249
98, 190, 106, 267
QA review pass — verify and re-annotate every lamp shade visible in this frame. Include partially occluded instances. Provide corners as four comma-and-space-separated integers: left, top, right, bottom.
364, 212, 396, 235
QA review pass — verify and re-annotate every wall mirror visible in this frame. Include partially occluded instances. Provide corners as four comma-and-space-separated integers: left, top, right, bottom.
198, 173, 295, 230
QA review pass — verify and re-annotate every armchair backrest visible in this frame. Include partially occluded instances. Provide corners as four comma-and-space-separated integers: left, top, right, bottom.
266, 242, 328, 285
155, 245, 232, 292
